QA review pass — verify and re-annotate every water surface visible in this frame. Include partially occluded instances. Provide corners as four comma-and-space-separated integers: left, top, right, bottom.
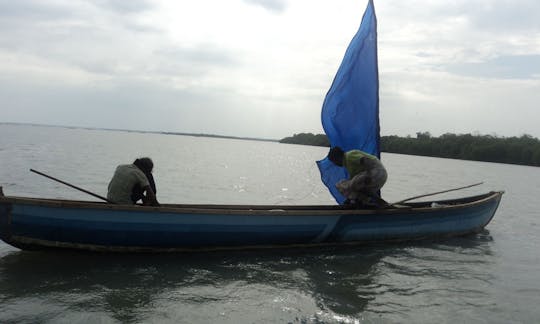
1, 124, 539, 323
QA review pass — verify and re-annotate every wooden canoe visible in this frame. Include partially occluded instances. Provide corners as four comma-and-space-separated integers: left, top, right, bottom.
0, 190, 503, 252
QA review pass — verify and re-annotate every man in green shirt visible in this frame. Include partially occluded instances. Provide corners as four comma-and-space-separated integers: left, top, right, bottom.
327, 147, 387, 207
107, 157, 160, 206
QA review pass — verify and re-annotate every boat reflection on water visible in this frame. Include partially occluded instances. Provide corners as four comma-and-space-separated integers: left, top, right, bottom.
0, 231, 494, 322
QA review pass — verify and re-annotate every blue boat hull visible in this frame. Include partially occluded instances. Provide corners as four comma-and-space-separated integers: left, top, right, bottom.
0, 192, 503, 252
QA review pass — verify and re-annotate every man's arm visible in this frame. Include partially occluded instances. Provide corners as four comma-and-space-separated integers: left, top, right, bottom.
142, 185, 160, 206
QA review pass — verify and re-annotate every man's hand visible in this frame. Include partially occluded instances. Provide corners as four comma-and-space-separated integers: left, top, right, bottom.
142, 185, 160, 207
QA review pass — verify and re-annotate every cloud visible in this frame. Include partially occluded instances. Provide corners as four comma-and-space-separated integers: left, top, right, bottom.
243, 0, 287, 13
89, 0, 155, 14
0, 0, 166, 80
445, 55, 540, 79
379, 0, 540, 67
464, 0, 540, 32
380, 68, 540, 137
1, 0, 539, 139
155, 44, 240, 69
0, 0, 76, 20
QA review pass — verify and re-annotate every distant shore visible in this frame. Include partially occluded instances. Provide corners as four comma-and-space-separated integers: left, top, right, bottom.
5, 123, 539, 167
0, 122, 279, 143
280, 132, 540, 167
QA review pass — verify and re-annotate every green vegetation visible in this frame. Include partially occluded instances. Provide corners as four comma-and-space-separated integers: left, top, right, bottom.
280, 133, 330, 147
280, 132, 540, 167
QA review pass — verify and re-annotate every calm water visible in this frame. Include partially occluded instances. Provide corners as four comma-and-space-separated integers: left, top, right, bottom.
0, 124, 539, 323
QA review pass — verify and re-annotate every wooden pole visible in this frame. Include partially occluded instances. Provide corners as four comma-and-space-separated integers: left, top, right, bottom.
30, 169, 114, 203
390, 182, 484, 206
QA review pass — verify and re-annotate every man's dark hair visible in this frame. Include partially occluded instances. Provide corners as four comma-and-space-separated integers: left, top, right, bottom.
131, 157, 156, 202
133, 157, 154, 173
328, 146, 345, 165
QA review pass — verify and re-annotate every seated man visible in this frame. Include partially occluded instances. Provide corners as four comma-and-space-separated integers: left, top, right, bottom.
327, 147, 387, 207
107, 157, 160, 206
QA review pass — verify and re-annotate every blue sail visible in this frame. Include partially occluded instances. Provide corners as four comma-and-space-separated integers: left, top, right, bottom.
316, 0, 379, 204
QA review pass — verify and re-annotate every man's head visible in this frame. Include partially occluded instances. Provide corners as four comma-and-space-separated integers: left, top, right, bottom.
327, 146, 345, 166
134, 157, 154, 173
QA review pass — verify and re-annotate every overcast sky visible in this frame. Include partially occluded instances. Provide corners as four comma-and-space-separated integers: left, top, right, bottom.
1, 0, 539, 139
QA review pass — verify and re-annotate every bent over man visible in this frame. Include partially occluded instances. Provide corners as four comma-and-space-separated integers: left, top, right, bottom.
327, 147, 387, 207
107, 157, 160, 206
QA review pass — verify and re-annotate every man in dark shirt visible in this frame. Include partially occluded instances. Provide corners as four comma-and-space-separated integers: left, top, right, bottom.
107, 157, 159, 206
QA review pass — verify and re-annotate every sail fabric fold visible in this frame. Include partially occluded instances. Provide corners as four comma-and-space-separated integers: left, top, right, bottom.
316, 0, 379, 204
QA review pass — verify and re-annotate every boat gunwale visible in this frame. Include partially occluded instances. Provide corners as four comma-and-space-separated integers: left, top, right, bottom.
0, 191, 504, 216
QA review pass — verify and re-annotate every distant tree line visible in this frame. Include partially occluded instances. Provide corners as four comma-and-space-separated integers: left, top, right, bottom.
280, 132, 540, 167
280, 133, 330, 147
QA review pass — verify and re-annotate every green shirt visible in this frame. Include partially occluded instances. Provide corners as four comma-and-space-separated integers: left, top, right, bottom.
107, 164, 150, 204
343, 150, 380, 178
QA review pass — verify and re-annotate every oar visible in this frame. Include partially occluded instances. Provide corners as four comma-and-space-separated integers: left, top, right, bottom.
30, 169, 114, 203
389, 182, 484, 206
